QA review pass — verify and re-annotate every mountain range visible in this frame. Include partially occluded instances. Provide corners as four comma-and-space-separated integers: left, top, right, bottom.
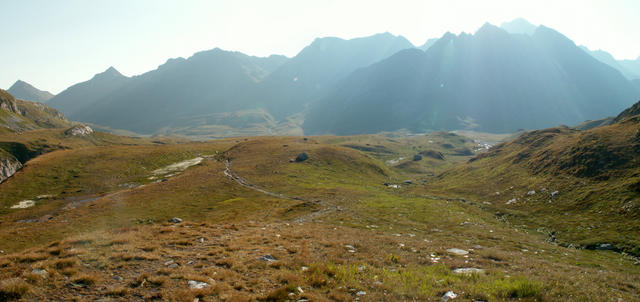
17, 19, 640, 136
304, 24, 639, 134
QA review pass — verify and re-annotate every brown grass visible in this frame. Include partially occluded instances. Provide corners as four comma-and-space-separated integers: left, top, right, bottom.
0, 278, 31, 300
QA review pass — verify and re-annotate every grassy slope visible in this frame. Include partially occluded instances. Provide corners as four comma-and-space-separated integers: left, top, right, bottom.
423, 118, 640, 255
0, 135, 637, 300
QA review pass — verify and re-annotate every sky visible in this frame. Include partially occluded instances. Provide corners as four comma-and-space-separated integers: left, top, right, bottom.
1, 0, 639, 94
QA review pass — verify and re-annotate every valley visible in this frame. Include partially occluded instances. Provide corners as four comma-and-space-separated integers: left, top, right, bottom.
2, 7, 640, 301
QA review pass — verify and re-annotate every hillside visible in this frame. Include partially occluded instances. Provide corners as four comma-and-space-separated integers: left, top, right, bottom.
304, 24, 640, 135
0, 90, 70, 134
424, 100, 640, 256
7, 80, 55, 103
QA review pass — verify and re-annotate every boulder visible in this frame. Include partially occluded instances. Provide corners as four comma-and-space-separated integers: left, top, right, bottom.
295, 152, 309, 162
65, 124, 93, 136
412, 154, 422, 161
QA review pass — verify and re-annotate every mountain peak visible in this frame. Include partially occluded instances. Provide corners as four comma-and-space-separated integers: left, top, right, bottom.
93, 66, 125, 80
475, 22, 507, 36
500, 18, 537, 35
7, 80, 54, 102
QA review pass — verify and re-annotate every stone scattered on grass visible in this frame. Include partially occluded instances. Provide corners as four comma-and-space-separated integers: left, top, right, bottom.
168, 217, 183, 223
259, 254, 277, 262
31, 269, 49, 278
527, 190, 536, 195
187, 280, 209, 289
452, 267, 485, 275
295, 152, 309, 162
10, 200, 35, 209
446, 248, 469, 256
442, 291, 457, 301
356, 291, 366, 296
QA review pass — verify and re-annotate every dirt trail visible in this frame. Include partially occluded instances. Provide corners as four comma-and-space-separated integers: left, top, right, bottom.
224, 159, 336, 222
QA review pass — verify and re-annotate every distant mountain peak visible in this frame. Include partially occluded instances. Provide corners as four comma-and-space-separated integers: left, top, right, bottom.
475, 22, 508, 37
500, 18, 537, 35
7, 80, 55, 103
93, 66, 125, 80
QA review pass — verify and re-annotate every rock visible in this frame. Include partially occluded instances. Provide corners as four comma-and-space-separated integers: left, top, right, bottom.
412, 154, 422, 161
403, 180, 413, 185
187, 280, 209, 289
596, 243, 613, 250
452, 268, 485, 275
10, 200, 35, 209
168, 263, 179, 268
442, 291, 458, 301
31, 269, 49, 278
259, 254, 277, 262
64, 124, 93, 136
550, 191, 559, 198
0, 154, 23, 184
356, 291, 366, 296
506, 198, 517, 205
446, 248, 469, 256
168, 217, 183, 223
527, 190, 536, 195
295, 152, 309, 162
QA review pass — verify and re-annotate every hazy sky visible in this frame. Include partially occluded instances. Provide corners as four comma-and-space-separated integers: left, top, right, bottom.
2, 0, 639, 94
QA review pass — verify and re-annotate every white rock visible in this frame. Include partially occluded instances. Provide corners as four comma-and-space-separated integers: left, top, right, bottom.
527, 190, 536, 195
187, 280, 209, 289
356, 291, 366, 296
446, 248, 469, 256
11, 200, 35, 209
64, 124, 94, 136
452, 267, 485, 275
442, 291, 457, 301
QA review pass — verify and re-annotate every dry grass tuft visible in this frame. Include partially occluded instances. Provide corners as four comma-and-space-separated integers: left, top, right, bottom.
18, 252, 48, 263
70, 273, 99, 286
0, 278, 31, 300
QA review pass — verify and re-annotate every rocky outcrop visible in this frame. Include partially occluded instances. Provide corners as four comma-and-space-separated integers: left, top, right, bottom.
0, 153, 23, 183
64, 124, 94, 136
0, 90, 19, 113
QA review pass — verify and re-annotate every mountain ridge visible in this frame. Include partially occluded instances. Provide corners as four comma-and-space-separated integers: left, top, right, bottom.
7, 80, 55, 103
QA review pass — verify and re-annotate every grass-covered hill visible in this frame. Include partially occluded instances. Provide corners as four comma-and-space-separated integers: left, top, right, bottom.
425, 100, 640, 256
0, 133, 638, 301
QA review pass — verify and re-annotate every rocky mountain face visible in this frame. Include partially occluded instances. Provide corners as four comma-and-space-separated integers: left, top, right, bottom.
304, 24, 639, 135
0, 150, 22, 183
7, 80, 55, 103
0, 90, 70, 132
